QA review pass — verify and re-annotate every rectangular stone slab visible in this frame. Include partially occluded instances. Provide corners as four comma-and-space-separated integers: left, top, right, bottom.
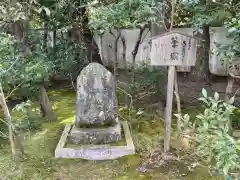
233, 130, 240, 138
70, 118, 121, 144
55, 121, 135, 160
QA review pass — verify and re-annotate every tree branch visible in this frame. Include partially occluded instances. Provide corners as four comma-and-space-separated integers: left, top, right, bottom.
69, 73, 76, 92
5, 82, 24, 100
131, 24, 148, 84
229, 72, 240, 79
5, 56, 20, 73
109, 30, 116, 38
140, 29, 150, 44
170, 0, 176, 31
131, 24, 148, 60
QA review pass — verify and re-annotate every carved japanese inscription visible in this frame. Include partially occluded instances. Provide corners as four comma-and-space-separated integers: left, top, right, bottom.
150, 32, 198, 66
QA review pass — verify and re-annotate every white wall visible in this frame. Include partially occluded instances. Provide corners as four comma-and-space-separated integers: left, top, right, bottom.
209, 27, 233, 76
95, 27, 197, 72
95, 27, 238, 76
94, 28, 151, 68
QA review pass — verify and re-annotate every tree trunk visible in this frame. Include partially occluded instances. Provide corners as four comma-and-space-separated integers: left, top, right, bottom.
11, 20, 32, 56
121, 35, 129, 104
80, 7, 103, 64
225, 75, 234, 102
131, 25, 148, 84
100, 34, 105, 64
121, 36, 127, 69
202, 25, 211, 80
174, 70, 182, 158
39, 86, 57, 121
71, 6, 113, 73
0, 83, 17, 158
225, 74, 235, 134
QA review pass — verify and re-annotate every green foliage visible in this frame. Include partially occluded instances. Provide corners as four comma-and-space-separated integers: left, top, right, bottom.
181, 89, 240, 179
12, 100, 42, 132
181, 0, 233, 33
216, 14, 240, 62
231, 109, 240, 129
0, 0, 50, 26
48, 31, 88, 79
181, 0, 240, 68
129, 63, 166, 99
27, 29, 88, 82
89, 0, 165, 33
0, 33, 51, 99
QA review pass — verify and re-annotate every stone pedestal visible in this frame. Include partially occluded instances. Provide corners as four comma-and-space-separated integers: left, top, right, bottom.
55, 121, 135, 160
70, 119, 121, 144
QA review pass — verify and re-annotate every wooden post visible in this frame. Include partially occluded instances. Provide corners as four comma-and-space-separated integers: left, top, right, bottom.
144, 31, 199, 152
164, 66, 175, 152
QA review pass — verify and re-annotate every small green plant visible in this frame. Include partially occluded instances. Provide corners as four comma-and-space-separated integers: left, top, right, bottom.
180, 89, 240, 179
129, 63, 166, 99
12, 100, 42, 132
231, 108, 240, 130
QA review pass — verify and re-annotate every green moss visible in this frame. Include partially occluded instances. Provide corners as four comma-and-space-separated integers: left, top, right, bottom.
0, 89, 222, 180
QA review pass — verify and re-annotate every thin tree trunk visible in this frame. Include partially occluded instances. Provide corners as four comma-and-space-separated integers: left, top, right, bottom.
174, 70, 182, 158
113, 30, 121, 94
131, 25, 148, 84
0, 83, 17, 158
81, 8, 103, 65
121, 36, 127, 69
202, 25, 210, 81
100, 34, 105, 64
121, 35, 128, 104
12, 20, 31, 56
39, 86, 57, 121
225, 74, 235, 134
53, 30, 56, 48
225, 75, 234, 102
71, 6, 113, 72
164, 0, 180, 153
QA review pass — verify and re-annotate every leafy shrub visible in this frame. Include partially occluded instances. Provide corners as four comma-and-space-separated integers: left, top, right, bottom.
0, 32, 51, 100
46, 31, 88, 80
129, 63, 166, 100
180, 89, 240, 179
231, 109, 240, 129
12, 101, 42, 132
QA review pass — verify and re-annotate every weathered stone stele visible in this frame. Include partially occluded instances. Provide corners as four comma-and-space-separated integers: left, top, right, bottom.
70, 62, 121, 144
55, 63, 135, 160
76, 62, 118, 126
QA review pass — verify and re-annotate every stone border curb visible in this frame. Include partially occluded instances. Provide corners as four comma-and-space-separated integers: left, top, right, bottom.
55, 121, 135, 160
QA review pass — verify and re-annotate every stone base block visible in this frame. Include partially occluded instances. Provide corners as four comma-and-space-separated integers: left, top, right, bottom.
233, 130, 240, 138
70, 120, 121, 144
55, 121, 135, 160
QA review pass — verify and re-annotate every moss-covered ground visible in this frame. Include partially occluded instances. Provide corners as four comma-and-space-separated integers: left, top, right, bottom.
0, 90, 221, 180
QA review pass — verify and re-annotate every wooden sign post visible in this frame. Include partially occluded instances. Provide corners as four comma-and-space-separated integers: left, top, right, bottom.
149, 31, 199, 152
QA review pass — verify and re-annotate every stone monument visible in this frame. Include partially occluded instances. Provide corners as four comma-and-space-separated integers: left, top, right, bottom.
70, 62, 121, 144
55, 63, 135, 160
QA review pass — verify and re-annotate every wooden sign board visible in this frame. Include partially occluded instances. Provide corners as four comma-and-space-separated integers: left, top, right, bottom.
150, 32, 198, 66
